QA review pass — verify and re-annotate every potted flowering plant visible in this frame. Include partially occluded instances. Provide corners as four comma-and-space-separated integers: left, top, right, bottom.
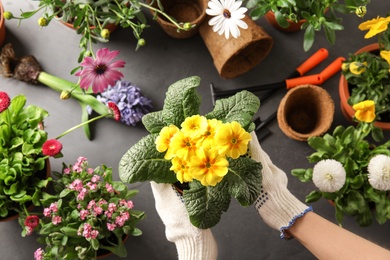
245, 0, 370, 51
0, 92, 52, 220
292, 100, 390, 227
119, 76, 263, 229
340, 15, 390, 130
24, 157, 145, 260
4, 0, 193, 62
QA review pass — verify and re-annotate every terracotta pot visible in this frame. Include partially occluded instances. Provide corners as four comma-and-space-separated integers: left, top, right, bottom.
148, 0, 207, 39
199, 15, 273, 79
0, 159, 51, 222
0, 1, 6, 47
277, 84, 335, 141
264, 11, 306, 33
339, 43, 390, 130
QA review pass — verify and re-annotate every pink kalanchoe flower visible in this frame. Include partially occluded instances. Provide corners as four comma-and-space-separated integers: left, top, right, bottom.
52, 215, 62, 225
34, 248, 44, 260
25, 226, 34, 236
0, 91, 10, 112
75, 48, 125, 93
42, 139, 63, 157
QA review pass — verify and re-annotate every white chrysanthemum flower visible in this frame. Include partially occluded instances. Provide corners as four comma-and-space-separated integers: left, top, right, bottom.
312, 159, 346, 192
368, 154, 390, 191
206, 0, 248, 39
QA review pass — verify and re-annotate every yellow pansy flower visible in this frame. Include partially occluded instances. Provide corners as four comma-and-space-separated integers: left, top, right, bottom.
155, 125, 180, 152
189, 147, 229, 186
349, 61, 367, 75
358, 16, 390, 38
181, 115, 208, 139
170, 157, 193, 183
169, 131, 197, 160
353, 100, 376, 123
215, 121, 251, 159
380, 50, 390, 65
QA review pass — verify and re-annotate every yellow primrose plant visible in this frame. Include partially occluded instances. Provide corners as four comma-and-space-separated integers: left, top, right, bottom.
341, 15, 390, 122
292, 100, 390, 227
119, 76, 262, 229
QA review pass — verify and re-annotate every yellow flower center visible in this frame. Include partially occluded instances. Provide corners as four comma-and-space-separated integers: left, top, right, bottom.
325, 173, 333, 180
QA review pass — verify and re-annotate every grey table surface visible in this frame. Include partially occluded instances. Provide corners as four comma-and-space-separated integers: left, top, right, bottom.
1, 1, 390, 259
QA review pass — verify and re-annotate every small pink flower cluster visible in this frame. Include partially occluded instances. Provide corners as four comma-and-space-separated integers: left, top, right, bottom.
43, 202, 62, 225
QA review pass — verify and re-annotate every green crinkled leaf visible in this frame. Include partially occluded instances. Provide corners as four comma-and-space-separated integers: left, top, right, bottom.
142, 111, 166, 134
184, 181, 231, 229
119, 134, 177, 184
162, 76, 201, 127
205, 90, 260, 130
223, 157, 262, 206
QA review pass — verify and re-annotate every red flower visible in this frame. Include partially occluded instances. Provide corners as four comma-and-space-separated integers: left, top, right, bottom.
42, 139, 63, 157
25, 215, 39, 229
108, 102, 121, 122
0, 91, 11, 112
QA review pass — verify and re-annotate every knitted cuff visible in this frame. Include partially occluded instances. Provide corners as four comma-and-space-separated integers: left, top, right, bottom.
175, 229, 218, 260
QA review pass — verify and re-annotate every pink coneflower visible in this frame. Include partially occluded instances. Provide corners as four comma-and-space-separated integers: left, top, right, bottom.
0, 91, 10, 112
25, 215, 39, 229
75, 48, 125, 93
42, 139, 63, 157
107, 101, 121, 121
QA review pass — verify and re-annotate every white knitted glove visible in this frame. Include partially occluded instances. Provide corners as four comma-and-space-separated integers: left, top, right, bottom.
150, 181, 218, 260
249, 132, 313, 239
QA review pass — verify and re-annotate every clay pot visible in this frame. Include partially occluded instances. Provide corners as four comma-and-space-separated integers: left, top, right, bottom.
199, 15, 273, 79
148, 0, 207, 39
339, 43, 390, 131
0, 2, 6, 47
264, 11, 306, 33
277, 84, 335, 141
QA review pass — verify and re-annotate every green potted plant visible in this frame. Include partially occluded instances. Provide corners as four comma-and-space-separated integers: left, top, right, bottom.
340, 14, 390, 130
292, 100, 390, 227
0, 92, 51, 221
245, 0, 370, 51
23, 157, 145, 260
119, 76, 263, 229
4, 0, 193, 62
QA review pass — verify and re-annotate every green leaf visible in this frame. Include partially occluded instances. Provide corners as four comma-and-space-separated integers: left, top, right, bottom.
142, 111, 166, 134
350, 175, 364, 189
162, 76, 201, 126
224, 157, 262, 206
60, 227, 78, 237
305, 190, 322, 203
205, 91, 260, 130
303, 25, 315, 52
184, 181, 231, 229
291, 168, 313, 182
119, 134, 177, 184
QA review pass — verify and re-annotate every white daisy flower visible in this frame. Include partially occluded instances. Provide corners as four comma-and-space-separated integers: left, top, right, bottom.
206, 0, 248, 39
368, 154, 390, 191
312, 159, 346, 192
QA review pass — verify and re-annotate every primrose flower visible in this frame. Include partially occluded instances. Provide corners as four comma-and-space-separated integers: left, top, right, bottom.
358, 16, 390, 38
169, 131, 198, 160
197, 118, 223, 148
215, 121, 251, 159
349, 61, 367, 75
75, 48, 125, 93
206, 0, 248, 39
181, 115, 208, 139
312, 159, 346, 192
380, 50, 390, 64
42, 139, 63, 157
353, 100, 376, 123
0, 91, 10, 112
189, 147, 229, 186
155, 125, 180, 153
170, 156, 193, 183
368, 154, 390, 191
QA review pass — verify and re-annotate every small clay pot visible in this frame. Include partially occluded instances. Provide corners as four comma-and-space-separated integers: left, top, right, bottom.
148, 0, 207, 39
199, 15, 273, 79
277, 84, 335, 141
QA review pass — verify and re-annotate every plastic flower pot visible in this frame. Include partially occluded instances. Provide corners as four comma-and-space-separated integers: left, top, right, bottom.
339, 43, 390, 131
199, 15, 273, 79
277, 84, 335, 141
264, 11, 306, 33
148, 0, 207, 39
